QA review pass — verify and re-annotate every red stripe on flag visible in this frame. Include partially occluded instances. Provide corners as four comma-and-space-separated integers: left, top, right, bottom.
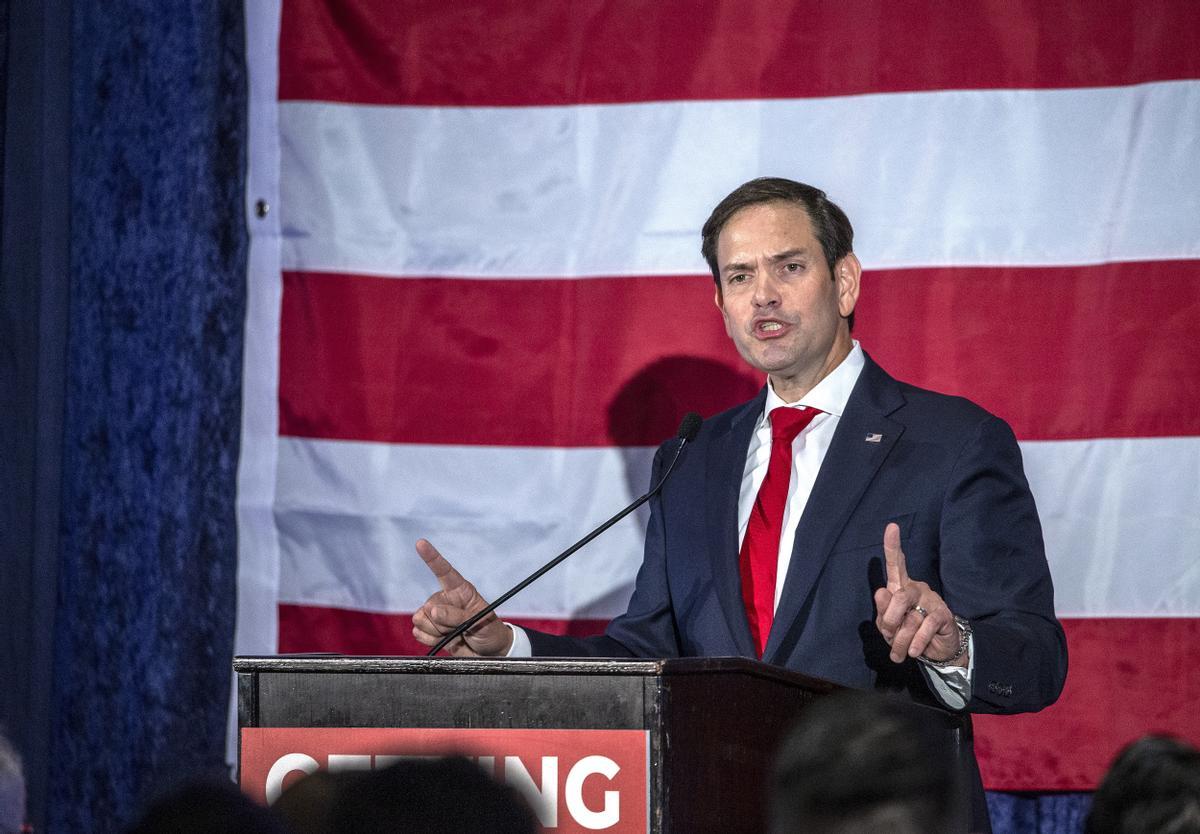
278, 0, 1200, 106
277, 603, 609, 656
976, 617, 1200, 791
859, 261, 1200, 442
278, 271, 760, 447
279, 262, 1200, 446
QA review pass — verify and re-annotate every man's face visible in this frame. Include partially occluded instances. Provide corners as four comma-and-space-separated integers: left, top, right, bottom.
713, 201, 860, 401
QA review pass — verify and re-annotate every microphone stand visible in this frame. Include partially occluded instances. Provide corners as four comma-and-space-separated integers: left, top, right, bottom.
427, 413, 701, 657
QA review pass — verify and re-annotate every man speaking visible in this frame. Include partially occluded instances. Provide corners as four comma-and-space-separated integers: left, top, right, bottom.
411, 178, 1068, 831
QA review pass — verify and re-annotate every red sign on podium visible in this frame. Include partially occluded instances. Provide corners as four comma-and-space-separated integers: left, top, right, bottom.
240, 727, 649, 833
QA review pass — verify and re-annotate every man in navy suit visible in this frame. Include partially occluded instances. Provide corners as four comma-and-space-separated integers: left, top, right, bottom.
412, 178, 1067, 831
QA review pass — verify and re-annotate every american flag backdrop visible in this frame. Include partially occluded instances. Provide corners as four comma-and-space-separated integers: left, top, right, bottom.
236, 0, 1200, 791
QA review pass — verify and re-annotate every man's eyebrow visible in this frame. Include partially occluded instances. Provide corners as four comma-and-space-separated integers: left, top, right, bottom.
720, 248, 813, 275
720, 259, 755, 275
767, 247, 811, 262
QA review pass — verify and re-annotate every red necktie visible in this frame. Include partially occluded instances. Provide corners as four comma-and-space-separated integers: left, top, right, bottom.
739, 406, 821, 657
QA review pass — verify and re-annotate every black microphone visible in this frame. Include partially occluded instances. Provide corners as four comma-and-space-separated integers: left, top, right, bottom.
427, 411, 703, 656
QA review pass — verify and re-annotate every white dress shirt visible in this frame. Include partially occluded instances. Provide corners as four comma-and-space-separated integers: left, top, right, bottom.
739, 343, 866, 609
509, 341, 972, 708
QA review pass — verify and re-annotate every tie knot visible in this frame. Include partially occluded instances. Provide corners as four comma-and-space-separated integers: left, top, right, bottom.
769, 406, 821, 443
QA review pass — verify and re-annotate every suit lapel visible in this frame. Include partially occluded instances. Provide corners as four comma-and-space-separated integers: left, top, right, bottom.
763, 356, 905, 664
705, 388, 766, 658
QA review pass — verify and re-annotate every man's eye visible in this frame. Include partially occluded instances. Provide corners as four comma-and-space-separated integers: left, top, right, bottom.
785, 262, 803, 272
728, 274, 748, 284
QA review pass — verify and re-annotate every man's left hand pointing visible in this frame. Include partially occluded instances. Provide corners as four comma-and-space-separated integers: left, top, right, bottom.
873, 523, 967, 667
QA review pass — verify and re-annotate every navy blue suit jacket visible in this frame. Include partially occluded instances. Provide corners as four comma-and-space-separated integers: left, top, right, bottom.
529, 353, 1067, 715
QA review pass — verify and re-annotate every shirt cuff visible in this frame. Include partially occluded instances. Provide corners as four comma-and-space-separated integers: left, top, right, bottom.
917, 634, 975, 710
504, 623, 533, 657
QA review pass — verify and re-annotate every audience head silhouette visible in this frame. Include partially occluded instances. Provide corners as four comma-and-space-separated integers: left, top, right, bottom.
770, 691, 964, 834
327, 757, 538, 834
1086, 735, 1200, 834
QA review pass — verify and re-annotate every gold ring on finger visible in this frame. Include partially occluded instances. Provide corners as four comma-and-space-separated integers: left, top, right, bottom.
908, 605, 929, 617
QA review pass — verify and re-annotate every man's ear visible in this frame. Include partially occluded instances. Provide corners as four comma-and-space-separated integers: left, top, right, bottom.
714, 284, 734, 338
835, 253, 862, 319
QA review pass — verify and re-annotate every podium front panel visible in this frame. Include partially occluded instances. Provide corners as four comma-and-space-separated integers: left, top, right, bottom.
235, 656, 841, 834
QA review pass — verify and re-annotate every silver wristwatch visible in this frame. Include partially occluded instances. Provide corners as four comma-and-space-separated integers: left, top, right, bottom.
921, 615, 972, 667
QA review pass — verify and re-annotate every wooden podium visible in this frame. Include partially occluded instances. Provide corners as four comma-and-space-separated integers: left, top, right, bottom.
235, 655, 851, 833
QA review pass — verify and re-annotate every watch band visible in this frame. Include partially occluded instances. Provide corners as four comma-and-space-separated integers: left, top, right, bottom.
921, 615, 972, 667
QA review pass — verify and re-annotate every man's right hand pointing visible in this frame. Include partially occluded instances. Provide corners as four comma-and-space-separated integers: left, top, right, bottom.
411, 539, 514, 657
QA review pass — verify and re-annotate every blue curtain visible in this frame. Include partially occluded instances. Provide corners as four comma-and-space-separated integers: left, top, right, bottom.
48, 1, 246, 830
988, 792, 1091, 833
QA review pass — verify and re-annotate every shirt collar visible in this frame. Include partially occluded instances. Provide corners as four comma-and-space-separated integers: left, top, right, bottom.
762, 340, 866, 422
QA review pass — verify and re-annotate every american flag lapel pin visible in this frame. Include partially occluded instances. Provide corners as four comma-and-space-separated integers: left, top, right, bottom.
865, 433, 883, 443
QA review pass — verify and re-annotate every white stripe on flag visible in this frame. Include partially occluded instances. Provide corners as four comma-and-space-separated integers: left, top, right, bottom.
1024, 437, 1200, 618
275, 438, 654, 616
275, 435, 1200, 618
279, 81, 1200, 279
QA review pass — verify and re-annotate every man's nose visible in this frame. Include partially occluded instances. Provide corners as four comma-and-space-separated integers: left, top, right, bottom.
752, 272, 781, 306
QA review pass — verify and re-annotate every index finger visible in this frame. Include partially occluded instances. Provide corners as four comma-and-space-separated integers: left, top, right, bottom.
415, 538, 466, 593
883, 523, 909, 591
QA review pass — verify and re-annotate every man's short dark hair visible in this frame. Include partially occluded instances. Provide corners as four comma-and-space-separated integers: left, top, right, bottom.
1086, 735, 1200, 834
769, 691, 964, 834
701, 177, 856, 328
700, 176, 859, 278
